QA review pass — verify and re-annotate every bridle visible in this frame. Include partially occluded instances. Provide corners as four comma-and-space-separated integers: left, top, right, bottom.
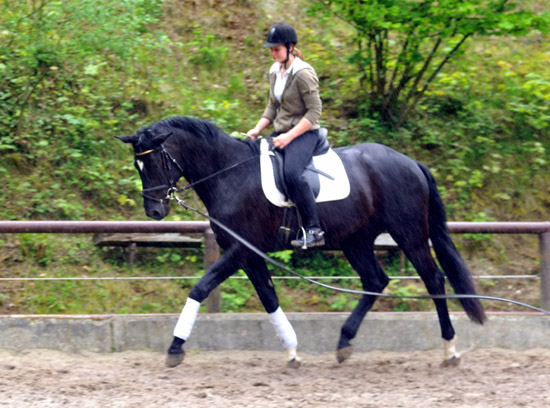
136, 143, 261, 205
135, 145, 184, 204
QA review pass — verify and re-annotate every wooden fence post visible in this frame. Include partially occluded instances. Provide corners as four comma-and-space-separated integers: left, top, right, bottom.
204, 228, 221, 313
540, 232, 550, 311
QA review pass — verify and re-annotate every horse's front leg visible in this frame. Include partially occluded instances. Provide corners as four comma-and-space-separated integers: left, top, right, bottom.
166, 246, 240, 368
268, 307, 300, 368
244, 254, 301, 368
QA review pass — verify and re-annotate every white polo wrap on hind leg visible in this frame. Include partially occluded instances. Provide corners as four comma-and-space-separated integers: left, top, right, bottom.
268, 307, 298, 349
443, 335, 459, 360
173, 298, 201, 340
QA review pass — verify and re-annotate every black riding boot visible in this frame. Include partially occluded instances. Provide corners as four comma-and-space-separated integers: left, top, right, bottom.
289, 189, 325, 249
281, 130, 326, 249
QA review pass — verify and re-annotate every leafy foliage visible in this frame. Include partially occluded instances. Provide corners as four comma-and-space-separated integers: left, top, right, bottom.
309, 0, 550, 128
0, 0, 172, 219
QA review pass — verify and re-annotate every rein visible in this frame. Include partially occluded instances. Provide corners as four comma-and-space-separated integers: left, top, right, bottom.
137, 145, 260, 203
176, 154, 260, 194
140, 144, 550, 315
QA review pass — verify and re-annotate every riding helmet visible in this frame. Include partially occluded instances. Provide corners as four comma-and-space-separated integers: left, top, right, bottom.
264, 23, 298, 47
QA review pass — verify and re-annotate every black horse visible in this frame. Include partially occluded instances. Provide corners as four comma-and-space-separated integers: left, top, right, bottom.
118, 116, 486, 368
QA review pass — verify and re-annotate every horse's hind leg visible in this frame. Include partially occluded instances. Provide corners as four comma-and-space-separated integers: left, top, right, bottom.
337, 235, 389, 363
398, 240, 460, 365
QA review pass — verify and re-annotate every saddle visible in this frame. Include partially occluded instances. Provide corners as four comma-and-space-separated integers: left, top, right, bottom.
259, 129, 350, 208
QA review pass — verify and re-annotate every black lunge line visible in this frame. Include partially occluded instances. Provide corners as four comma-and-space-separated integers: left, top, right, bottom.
171, 191, 550, 316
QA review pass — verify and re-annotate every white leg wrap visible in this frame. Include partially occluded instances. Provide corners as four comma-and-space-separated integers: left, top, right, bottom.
268, 307, 298, 349
286, 347, 300, 362
443, 335, 459, 360
173, 298, 201, 340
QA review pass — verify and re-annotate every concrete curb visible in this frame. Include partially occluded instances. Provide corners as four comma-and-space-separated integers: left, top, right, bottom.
0, 313, 548, 353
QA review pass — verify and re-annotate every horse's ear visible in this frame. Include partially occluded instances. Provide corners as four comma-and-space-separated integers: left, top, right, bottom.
116, 135, 139, 144
152, 131, 173, 146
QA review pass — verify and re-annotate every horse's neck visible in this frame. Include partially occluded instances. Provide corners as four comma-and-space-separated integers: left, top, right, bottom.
172, 131, 252, 207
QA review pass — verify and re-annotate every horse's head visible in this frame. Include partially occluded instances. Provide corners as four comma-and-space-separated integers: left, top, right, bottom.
117, 127, 179, 220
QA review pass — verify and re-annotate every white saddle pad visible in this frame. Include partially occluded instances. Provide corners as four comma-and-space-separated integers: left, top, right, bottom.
259, 138, 351, 208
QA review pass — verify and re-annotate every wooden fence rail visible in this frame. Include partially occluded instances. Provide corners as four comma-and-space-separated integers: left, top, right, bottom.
1, 221, 549, 310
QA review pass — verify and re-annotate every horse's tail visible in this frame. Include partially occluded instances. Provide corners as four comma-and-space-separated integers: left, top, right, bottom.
417, 162, 486, 325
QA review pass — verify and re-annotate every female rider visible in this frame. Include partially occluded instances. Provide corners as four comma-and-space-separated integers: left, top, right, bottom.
247, 23, 325, 249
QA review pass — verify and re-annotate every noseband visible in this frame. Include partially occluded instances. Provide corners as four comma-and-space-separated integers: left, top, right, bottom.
136, 145, 184, 204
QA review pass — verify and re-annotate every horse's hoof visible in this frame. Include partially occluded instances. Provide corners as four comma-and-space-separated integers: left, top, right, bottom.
441, 355, 461, 368
336, 345, 354, 364
165, 352, 185, 368
287, 358, 301, 369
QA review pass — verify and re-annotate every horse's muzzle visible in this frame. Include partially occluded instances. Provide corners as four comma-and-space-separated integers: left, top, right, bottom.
145, 202, 171, 220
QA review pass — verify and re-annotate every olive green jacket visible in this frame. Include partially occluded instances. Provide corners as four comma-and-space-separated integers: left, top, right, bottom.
261, 58, 322, 133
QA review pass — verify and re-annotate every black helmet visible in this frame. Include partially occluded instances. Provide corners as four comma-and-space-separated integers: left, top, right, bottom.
264, 23, 298, 47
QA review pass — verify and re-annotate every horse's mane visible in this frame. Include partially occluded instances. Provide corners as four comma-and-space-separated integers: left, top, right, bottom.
147, 116, 259, 154
155, 116, 227, 142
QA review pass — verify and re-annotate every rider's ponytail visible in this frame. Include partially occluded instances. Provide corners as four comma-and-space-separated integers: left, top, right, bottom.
291, 47, 304, 61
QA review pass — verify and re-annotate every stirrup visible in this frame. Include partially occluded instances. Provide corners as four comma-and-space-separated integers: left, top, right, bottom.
291, 227, 325, 249
299, 226, 307, 250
